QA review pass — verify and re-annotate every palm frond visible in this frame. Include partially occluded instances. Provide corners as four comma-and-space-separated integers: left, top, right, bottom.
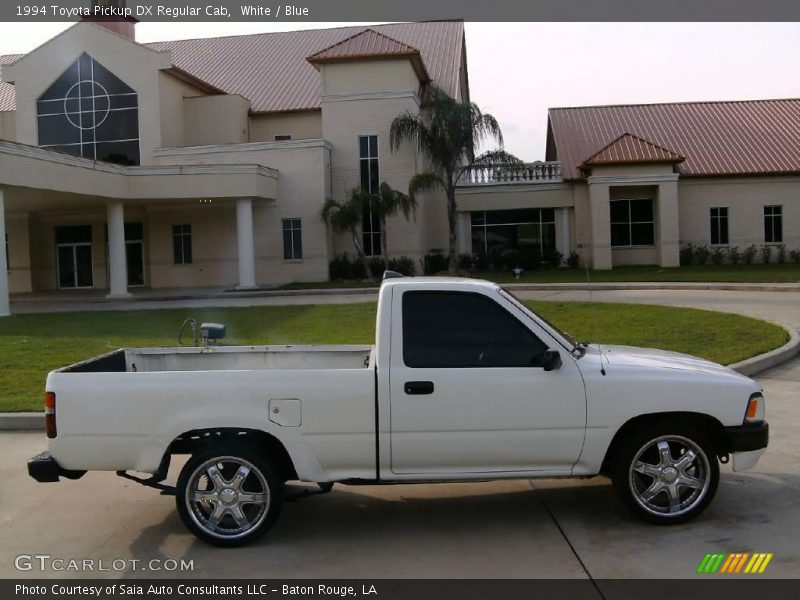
390, 112, 426, 152
375, 181, 417, 220
321, 189, 368, 234
407, 172, 445, 203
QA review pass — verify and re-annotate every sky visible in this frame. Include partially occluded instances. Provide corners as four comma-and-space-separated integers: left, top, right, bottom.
1, 21, 799, 160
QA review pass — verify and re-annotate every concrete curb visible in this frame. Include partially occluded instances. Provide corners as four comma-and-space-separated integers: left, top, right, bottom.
0, 412, 44, 430
729, 322, 800, 377
3, 322, 797, 431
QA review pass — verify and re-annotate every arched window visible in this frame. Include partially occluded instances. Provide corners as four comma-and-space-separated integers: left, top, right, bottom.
36, 53, 140, 165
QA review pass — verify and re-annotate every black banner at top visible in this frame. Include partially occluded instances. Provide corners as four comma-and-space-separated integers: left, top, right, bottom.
2, 0, 800, 22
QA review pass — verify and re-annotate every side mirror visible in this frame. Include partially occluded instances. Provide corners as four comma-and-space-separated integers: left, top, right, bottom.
541, 349, 562, 372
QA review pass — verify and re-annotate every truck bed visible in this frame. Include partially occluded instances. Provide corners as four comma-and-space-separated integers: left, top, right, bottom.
59, 345, 375, 373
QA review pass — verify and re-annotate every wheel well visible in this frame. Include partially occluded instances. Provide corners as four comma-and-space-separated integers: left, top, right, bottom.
166, 428, 298, 481
600, 412, 727, 475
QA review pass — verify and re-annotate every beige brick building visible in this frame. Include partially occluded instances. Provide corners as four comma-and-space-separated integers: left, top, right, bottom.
0, 19, 798, 316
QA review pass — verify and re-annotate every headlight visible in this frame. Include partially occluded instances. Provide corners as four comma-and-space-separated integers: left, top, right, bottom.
744, 392, 765, 424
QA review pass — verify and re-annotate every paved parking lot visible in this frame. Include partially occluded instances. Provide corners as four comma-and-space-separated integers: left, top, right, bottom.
1, 288, 798, 580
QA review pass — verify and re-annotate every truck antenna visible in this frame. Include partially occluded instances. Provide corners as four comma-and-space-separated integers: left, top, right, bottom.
581, 247, 607, 376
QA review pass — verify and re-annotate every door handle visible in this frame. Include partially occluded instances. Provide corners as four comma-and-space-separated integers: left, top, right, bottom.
404, 381, 434, 395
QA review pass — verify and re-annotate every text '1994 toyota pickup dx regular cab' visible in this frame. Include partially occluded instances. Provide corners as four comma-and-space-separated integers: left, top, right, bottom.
28, 274, 769, 546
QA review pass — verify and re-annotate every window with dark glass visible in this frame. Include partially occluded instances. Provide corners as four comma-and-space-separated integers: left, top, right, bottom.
710, 207, 729, 245
282, 218, 303, 260
37, 52, 140, 165
610, 199, 655, 247
359, 135, 381, 256
55, 225, 93, 289
471, 208, 556, 255
403, 291, 549, 369
274, 134, 292, 141
764, 205, 782, 243
172, 224, 192, 265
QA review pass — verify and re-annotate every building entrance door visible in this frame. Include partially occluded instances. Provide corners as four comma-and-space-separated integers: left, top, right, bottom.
56, 225, 94, 289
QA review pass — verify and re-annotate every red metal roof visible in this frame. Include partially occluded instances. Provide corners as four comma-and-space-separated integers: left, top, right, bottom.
548, 99, 800, 180
0, 22, 463, 114
0, 54, 22, 112
307, 28, 421, 63
148, 21, 460, 113
306, 28, 430, 83
583, 133, 684, 166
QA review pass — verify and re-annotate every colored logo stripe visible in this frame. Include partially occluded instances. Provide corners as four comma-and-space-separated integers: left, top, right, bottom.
698, 552, 773, 574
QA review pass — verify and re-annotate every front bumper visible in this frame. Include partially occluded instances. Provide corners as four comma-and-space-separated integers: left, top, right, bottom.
724, 421, 769, 452
27, 451, 85, 483
724, 422, 769, 473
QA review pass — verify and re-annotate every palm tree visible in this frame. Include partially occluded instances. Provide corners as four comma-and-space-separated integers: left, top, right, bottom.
390, 86, 520, 274
321, 188, 374, 280
372, 181, 417, 269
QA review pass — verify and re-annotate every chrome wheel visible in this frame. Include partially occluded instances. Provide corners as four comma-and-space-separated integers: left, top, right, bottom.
185, 456, 271, 540
628, 435, 711, 517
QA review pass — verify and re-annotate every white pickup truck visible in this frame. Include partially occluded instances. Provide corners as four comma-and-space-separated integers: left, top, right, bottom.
28, 275, 769, 546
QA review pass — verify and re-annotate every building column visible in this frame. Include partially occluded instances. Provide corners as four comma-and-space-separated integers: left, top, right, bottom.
106, 199, 131, 299
456, 212, 471, 256
236, 198, 257, 290
657, 179, 680, 267
555, 207, 572, 265
0, 189, 9, 316
587, 180, 613, 270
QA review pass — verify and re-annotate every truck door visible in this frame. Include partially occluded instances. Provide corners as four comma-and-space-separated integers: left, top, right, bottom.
388, 288, 586, 475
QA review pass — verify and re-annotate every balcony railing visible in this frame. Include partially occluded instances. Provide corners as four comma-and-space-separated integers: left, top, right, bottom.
459, 161, 563, 185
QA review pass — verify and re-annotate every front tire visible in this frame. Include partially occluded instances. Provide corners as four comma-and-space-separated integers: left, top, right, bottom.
176, 442, 283, 547
611, 426, 719, 524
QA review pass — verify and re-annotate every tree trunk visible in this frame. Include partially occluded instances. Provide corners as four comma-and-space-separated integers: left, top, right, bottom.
351, 229, 373, 280
381, 217, 389, 271
446, 184, 458, 275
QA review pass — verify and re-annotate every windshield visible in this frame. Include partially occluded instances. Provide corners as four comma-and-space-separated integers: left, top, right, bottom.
499, 287, 580, 351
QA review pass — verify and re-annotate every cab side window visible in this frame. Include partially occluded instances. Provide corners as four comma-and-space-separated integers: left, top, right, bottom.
402, 291, 548, 368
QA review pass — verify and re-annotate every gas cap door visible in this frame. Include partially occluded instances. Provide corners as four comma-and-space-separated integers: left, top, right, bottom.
269, 398, 302, 427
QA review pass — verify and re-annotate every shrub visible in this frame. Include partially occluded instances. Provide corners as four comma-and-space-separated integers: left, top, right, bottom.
329, 254, 355, 280
422, 250, 449, 274
350, 257, 367, 279
759, 244, 773, 264
727, 246, 741, 265
515, 247, 541, 270
387, 255, 416, 276
367, 256, 385, 276
790, 249, 800, 264
543, 248, 564, 268
710, 247, 726, 265
497, 249, 519, 271
471, 252, 490, 271
457, 254, 474, 270
679, 244, 694, 266
742, 244, 757, 265
693, 244, 710, 266
776, 244, 787, 264
566, 251, 580, 269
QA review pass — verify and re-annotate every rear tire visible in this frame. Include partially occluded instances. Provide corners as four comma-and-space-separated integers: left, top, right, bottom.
176, 442, 283, 547
611, 425, 719, 524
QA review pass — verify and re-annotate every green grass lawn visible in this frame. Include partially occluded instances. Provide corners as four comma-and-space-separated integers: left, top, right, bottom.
277, 263, 800, 290
0, 301, 786, 412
